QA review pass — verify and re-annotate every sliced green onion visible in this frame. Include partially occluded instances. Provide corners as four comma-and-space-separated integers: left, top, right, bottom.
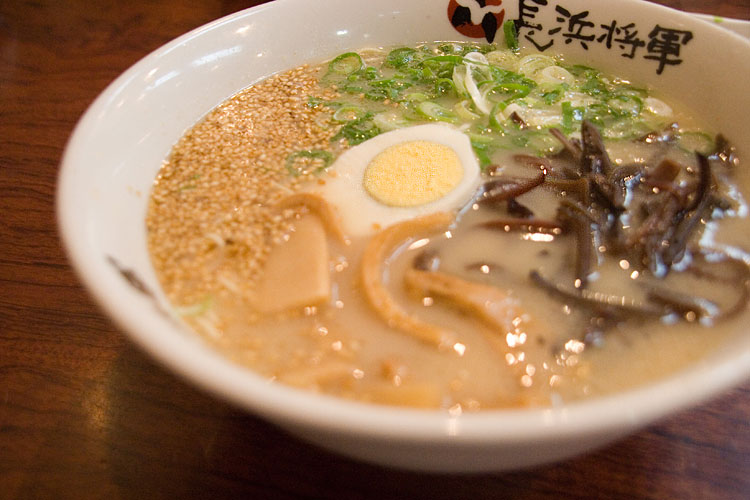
385, 47, 417, 68
541, 84, 567, 104
644, 96, 673, 117
518, 54, 556, 77
565, 64, 598, 77
364, 88, 390, 101
581, 75, 609, 97
363, 66, 381, 80
366, 78, 412, 101
285, 150, 334, 176
435, 78, 456, 96
307, 96, 325, 108
487, 82, 531, 103
677, 131, 715, 155
617, 87, 648, 100
419, 66, 437, 80
454, 100, 480, 121
486, 50, 519, 71
369, 78, 398, 88
452, 64, 469, 97
463, 51, 490, 68
328, 52, 364, 75
423, 55, 465, 65
489, 101, 508, 130
562, 101, 584, 132
342, 84, 365, 94
608, 94, 642, 117
416, 101, 458, 123
175, 295, 213, 317
333, 106, 366, 123
437, 42, 463, 55
470, 139, 493, 167
538, 65, 575, 87
467, 131, 495, 144
422, 56, 465, 82
525, 131, 564, 155
583, 102, 617, 128
373, 111, 410, 131
332, 112, 380, 145
601, 119, 652, 140
405, 92, 430, 102
503, 20, 519, 52
461, 63, 492, 115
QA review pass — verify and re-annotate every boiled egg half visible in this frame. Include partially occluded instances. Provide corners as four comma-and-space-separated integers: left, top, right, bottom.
314, 124, 481, 237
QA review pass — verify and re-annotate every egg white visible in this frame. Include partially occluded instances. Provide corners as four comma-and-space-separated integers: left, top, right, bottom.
312, 123, 481, 237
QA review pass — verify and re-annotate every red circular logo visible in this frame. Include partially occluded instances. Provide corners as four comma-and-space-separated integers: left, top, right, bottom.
447, 0, 505, 43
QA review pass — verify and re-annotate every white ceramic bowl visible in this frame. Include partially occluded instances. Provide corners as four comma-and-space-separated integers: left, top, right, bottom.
58, 0, 750, 472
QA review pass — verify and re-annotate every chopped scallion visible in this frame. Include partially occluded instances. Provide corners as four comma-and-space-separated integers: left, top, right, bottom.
503, 20, 519, 52
416, 101, 458, 123
285, 150, 334, 176
562, 101, 584, 132
328, 52, 364, 75
385, 47, 417, 68
333, 106, 366, 123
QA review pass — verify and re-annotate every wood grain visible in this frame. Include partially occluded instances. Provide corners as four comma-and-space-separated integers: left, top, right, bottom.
1, 1, 748, 499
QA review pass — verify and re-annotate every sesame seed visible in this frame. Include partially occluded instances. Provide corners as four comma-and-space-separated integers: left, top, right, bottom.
146, 65, 339, 307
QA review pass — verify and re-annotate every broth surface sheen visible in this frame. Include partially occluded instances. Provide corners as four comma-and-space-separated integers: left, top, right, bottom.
147, 42, 749, 411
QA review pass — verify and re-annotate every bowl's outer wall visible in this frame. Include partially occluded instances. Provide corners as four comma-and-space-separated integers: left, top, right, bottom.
58, 0, 750, 471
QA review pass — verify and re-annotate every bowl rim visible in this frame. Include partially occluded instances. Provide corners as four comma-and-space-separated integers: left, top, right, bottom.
57, 0, 750, 445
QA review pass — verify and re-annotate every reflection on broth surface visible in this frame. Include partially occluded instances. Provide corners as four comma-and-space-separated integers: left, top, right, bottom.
147, 42, 749, 410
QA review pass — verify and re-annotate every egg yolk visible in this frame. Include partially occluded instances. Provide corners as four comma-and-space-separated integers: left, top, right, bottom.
363, 140, 463, 207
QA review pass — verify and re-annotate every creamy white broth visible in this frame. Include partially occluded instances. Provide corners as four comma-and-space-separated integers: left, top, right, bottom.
148, 43, 749, 410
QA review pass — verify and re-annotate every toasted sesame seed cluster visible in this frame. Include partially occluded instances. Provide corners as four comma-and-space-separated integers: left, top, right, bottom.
147, 65, 339, 307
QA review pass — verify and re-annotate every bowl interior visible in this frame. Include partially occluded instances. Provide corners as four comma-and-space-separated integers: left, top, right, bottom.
58, 0, 750, 469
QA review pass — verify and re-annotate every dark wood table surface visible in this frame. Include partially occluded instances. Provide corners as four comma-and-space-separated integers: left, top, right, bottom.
1, 0, 748, 498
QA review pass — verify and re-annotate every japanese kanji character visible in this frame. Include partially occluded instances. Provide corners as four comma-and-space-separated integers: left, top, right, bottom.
644, 25, 693, 74
518, 0, 554, 51
518, 0, 548, 30
553, 5, 595, 49
598, 21, 645, 59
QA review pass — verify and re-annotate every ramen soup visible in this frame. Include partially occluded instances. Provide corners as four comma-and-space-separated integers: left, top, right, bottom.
147, 42, 749, 410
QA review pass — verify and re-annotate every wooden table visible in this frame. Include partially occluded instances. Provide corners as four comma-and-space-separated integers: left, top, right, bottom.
1, 1, 748, 498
